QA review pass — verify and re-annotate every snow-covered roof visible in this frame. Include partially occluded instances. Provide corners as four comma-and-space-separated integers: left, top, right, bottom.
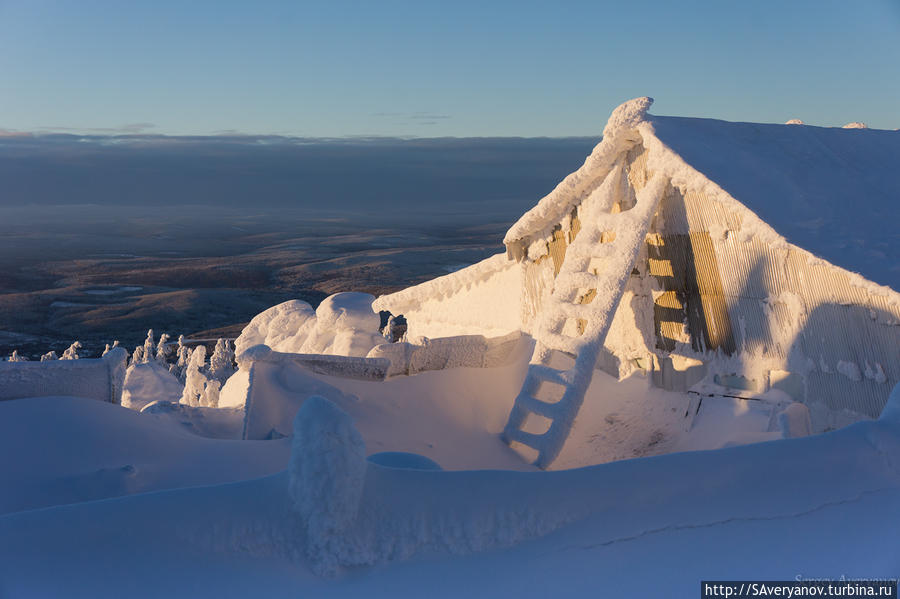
506, 98, 900, 291
648, 114, 900, 290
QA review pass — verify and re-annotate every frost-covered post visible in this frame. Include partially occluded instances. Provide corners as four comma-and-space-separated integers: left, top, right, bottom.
180, 345, 208, 406
60, 341, 82, 360
288, 396, 368, 577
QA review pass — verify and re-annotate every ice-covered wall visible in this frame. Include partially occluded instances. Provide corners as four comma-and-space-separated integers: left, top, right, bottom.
373, 254, 524, 340
501, 98, 900, 431
0, 348, 127, 404
235, 346, 389, 439
624, 141, 900, 429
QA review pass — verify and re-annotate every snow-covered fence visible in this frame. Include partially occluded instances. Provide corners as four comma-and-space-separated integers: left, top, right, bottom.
367, 331, 524, 377
0, 347, 127, 404
237, 345, 389, 440
288, 394, 900, 578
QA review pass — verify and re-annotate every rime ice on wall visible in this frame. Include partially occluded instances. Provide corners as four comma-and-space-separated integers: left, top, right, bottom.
373, 254, 524, 339
0, 347, 127, 404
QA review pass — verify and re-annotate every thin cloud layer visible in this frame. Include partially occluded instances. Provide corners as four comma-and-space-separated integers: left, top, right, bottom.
0, 134, 596, 223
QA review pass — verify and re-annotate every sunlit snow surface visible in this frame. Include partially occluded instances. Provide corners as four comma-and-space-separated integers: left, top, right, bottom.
0, 388, 897, 597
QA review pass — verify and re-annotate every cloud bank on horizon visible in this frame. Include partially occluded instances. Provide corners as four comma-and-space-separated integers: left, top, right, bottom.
0, 134, 596, 222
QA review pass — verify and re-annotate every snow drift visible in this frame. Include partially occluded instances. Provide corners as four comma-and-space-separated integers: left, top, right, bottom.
235, 293, 386, 360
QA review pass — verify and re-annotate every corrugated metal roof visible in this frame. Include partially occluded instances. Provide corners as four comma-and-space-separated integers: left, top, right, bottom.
649, 115, 900, 291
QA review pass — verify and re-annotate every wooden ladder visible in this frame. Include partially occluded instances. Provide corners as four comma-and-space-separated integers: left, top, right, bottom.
502, 169, 668, 468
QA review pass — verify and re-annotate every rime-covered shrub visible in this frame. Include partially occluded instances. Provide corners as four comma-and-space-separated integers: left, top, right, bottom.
60, 341, 82, 360
102, 340, 119, 357
180, 346, 207, 407
142, 330, 155, 364
208, 339, 235, 382
172, 335, 190, 382
7, 350, 27, 362
155, 333, 171, 365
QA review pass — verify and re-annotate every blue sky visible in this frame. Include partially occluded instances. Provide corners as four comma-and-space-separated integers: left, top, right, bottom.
1, 0, 898, 137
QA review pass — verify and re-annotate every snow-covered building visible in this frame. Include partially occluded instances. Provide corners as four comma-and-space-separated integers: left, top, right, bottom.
374, 97, 900, 461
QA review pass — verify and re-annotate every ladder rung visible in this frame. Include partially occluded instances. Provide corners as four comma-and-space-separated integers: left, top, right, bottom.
567, 242, 615, 263
535, 330, 580, 353
527, 363, 572, 386
553, 302, 592, 320
504, 428, 545, 449
559, 271, 602, 290
516, 394, 560, 418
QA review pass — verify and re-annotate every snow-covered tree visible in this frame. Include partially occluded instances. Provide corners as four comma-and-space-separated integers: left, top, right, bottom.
180, 345, 208, 407
155, 333, 171, 365
131, 346, 145, 366
40, 351, 58, 361
208, 338, 235, 383
383, 314, 408, 343
171, 335, 191, 381
7, 350, 26, 362
142, 330, 155, 364
60, 341, 82, 360
102, 340, 119, 357
203, 378, 221, 408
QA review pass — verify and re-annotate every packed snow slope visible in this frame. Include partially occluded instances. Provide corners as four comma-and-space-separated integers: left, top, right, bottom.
0, 396, 289, 515
227, 337, 789, 470
0, 350, 784, 518
648, 115, 900, 291
0, 396, 898, 598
